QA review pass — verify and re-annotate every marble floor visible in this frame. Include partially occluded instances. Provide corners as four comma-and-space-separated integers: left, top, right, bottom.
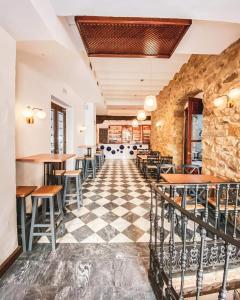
0, 160, 156, 299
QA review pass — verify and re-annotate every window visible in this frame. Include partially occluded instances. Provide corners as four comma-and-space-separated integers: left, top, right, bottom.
50, 102, 66, 154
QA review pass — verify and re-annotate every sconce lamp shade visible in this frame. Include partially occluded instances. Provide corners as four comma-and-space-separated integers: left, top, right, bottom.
22, 106, 33, 118
144, 95, 157, 112
36, 110, 46, 119
132, 119, 139, 127
137, 110, 146, 121
213, 95, 228, 107
79, 126, 87, 132
228, 88, 240, 100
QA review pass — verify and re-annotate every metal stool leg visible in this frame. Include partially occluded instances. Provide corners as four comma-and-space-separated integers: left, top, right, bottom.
28, 197, 38, 251
76, 176, 81, 209
79, 175, 83, 206
63, 176, 68, 208
49, 197, 56, 251
92, 159, 96, 179
56, 192, 64, 217
85, 160, 89, 179
20, 197, 27, 252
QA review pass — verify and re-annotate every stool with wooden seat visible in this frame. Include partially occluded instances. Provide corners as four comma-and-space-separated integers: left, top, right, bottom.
84, 157, 96, 179
95, 153, 102, 171
75, 156, 86, 181
16, 186, 37, 252
63, 170, 82, 209
54, 169, 65, 184
28, 185, 63, 251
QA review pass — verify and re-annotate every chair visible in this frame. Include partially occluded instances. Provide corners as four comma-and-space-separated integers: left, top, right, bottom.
182, 164, 201, 174
160, 156, 173, 164
157, 164, 176, 182
29, 185, 63, 251
173, 185, 205, 212
144, 153, 160, 180
16, 186, 37, 252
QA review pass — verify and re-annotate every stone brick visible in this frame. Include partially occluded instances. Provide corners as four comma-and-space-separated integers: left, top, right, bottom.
151, 38, 240, 181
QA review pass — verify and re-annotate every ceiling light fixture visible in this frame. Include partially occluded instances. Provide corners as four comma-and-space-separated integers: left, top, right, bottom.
144, 95, 157, 112
144, 58, 157, 112
137, 110, 146, 121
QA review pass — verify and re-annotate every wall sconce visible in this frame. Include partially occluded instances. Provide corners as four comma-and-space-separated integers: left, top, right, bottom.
22, 106, 46, 124
156, 120, 164, 128
79, 126, 87, 133
214, 88, 240, 108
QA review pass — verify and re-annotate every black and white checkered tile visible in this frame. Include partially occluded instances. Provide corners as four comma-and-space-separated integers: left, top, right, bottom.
38, 160, 153, 244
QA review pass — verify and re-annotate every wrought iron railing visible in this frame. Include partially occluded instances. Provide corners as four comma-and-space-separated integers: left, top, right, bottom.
149, 183, 240, 299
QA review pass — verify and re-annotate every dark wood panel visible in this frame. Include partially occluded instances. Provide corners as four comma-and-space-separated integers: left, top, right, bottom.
75, 16, 191, 58
99, 128, 108, 144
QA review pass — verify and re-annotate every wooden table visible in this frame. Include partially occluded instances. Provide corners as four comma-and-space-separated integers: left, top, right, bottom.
16, 153, 75, 184
160, 174, 226, 184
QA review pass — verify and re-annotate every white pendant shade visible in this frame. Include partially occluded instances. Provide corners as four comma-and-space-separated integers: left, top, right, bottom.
137, 110, 146, 121
144, 95, 157, 112
132, 119, 139, 127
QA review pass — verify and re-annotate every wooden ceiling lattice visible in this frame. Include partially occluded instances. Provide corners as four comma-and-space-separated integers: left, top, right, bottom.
75, 16, 192, 58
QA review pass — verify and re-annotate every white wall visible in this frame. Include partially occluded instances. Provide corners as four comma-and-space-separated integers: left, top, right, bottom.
15, 49, 85, 187
0, 27, 17, 264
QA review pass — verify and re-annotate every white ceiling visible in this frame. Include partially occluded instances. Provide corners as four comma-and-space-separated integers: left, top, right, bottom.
90, 54, 190, 113
50, 0, 240, 24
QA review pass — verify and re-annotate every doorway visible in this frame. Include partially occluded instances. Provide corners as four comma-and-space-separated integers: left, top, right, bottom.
183, 98, 203, 166
51, 102, 66, 154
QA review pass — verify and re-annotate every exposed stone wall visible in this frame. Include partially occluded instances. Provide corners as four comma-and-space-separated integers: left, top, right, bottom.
151, 39, 240, 181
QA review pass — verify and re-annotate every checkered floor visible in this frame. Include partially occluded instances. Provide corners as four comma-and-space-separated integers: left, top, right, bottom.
39, 159, 153, 244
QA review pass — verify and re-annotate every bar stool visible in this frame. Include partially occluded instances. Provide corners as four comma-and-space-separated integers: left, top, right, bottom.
16, 186, 37, 252
29, 185, 63, 251
95, 153, 102, 171
54, 169, 65, 184
75, 156, 86, 181
63, 170, 82, 209
84, 157, 96, 179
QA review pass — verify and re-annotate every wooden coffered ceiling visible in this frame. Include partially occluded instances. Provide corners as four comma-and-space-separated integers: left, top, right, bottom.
75, 16, 192, 58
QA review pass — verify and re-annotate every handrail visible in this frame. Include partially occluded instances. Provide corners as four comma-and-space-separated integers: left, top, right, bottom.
151, 182, 240, 248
